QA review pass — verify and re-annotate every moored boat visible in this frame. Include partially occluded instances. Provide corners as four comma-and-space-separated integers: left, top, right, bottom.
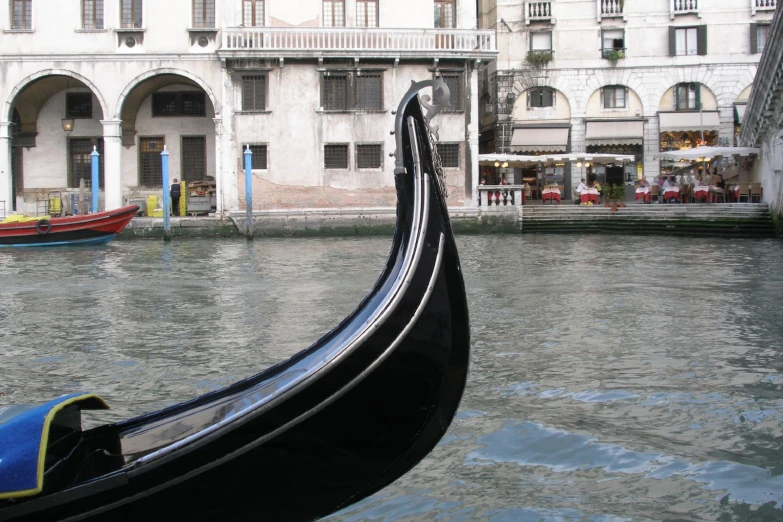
0, 79, 469, 522
0, 205, 139, 247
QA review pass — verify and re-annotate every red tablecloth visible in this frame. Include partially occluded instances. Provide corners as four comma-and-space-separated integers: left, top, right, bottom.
635, 187, 650, 202
693, 187, 710, 201
580, 188, 599, 204
542, 188, 561, 203
663, 189, 680, 202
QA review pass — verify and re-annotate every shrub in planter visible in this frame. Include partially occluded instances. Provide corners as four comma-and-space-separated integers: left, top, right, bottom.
526, 51, 553, 68
603, 49, 625, 67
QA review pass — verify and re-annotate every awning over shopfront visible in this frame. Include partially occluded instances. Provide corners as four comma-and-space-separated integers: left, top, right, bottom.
585, 120, 644, 146
659, 111, 720, 132
510, 127, 569, 152
655, 146, 759, 161
479, 152, 636, 167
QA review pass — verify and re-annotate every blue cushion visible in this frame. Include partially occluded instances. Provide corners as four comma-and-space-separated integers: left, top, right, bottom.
0, 393, 109, 499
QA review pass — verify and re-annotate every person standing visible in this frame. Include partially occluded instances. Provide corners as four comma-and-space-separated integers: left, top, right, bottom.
170, 178, 181, 216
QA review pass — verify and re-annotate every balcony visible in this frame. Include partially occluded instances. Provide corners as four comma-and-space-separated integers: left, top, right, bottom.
525, 2, 554, 25
219, 27, 496, 60
670, 0, 699, 18
597, 0, 626, 22
752, 0, 776, 15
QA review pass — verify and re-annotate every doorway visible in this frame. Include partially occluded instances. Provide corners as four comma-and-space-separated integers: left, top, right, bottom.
11, 146, 23, 212
606, 166, 624, 186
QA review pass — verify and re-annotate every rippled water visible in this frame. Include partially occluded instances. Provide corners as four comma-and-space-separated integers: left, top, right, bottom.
1, 235, 782, 521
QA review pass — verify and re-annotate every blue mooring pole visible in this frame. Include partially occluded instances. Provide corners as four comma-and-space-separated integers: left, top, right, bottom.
244, 145, 253, 240
90, 146, 100, 213
161, 145, 171, 241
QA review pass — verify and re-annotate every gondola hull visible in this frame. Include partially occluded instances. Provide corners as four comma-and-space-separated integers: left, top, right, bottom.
0, 81, 469, 522
0, 205, 139, 247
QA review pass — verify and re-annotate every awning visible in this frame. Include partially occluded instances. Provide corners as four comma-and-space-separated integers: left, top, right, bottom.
479, 152, 636, 167
585, 120, 644, 146
510, 127, 569, 152
734, 104, 747, 125
659, 111, 720, 132
655, 146, 759, 160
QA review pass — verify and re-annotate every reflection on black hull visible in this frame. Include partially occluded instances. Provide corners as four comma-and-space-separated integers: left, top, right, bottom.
0, 80, 470, 522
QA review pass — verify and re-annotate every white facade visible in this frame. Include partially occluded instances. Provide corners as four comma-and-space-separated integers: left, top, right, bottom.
0, 0, 496, 216
478, 0, 775, 194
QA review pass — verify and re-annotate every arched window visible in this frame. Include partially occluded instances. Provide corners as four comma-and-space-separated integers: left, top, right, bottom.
602, 85, 627, 109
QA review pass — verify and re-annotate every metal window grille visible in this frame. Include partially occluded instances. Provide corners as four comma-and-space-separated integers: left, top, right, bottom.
323, 0, 344, 27
121, 0, 142, 28
192, 0, 215, 28
139, 137, 164, 186
152, 92, 206, 116
322, 75, 348, 110
437, 143, 459, 168
82, 0, 103, 29
181, 136, 206, 182
69, 138, 104, 189
434, 0, 454, 28
242, 0, 263, 26
152, 93, 177, 116
324, 144, 349, 169
11, 0, 32, 29
242, 76, 266, 111
248, 145, 268, 169
356, 0, 377, 27
355, 73, 382, 111
66, 93, 93, 119
181, 92, 206, 116
356, 144, 382, 169
440, 73, 464, 111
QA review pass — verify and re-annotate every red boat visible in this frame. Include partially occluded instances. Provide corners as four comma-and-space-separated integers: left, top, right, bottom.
0, 205, 139, 247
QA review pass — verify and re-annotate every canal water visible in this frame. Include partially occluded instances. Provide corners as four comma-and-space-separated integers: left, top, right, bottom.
1, 235, 782, 521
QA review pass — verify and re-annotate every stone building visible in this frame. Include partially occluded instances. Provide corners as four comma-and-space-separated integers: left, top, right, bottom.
478, 0, 775, 196
0, 0, 495, 216
741, 3, 783, 218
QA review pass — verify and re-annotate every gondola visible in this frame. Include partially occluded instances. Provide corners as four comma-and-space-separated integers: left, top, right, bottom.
0, 79, 470, 522
0, 205, 139, 247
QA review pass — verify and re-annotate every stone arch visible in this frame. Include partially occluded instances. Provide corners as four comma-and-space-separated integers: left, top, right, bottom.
582, 70, 651, 115
4, 69, 109, 122
114, 68, 220, 120
658, 80, 718, 112
583, 84, 644, 118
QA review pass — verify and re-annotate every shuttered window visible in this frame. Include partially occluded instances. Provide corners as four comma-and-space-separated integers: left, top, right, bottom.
750, 23, 770, 54
69, 138, 104, 189
670, 26, 707, 56
675, 82, 701, 110
181, 136, 206, 182
242, 76, 266, 111
139, 137, 164, 186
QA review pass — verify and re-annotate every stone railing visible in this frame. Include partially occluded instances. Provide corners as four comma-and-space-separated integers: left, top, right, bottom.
598, 0, 625, 21
671, 0, 699, 17
525, 1, 553, 24
752, 0, 776, 14
478, 185, 525, 207
220, 27, 495, 56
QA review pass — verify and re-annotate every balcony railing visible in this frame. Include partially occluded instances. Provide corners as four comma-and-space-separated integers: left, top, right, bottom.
597, 0, 625, 21
220, 27, 496, 56
525, 2, 553, 24
671, 0, 699, 18
752, 0, 776, 15
478, 185, 525, 207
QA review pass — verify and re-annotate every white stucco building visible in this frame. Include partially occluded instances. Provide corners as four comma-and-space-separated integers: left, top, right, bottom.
478, 0, 775, 196
0, 0, 496, 216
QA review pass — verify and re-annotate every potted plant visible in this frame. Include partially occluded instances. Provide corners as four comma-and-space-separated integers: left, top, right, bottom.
605, 184, 627, 211
603, 49, 625, 67
526, 50, 553, 68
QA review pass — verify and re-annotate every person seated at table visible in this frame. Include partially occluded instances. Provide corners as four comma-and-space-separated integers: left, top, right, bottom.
662, 176, 678, 203
574, 178, 587, 204
635, 177, 651, 202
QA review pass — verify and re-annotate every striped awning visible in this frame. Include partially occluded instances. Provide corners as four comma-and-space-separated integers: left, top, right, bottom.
510, 127, 569, 152
659, 111, 720, 132
585, 120, 644, 146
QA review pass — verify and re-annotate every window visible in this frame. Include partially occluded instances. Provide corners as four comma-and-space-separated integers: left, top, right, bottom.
434, 0, 454, 28
675, 82, 700, 110
321, 71, 383, 111
247, 144, 268, 169
601, 29, 624, 55
192, 0, 214, 28
242, 75, 266, 111
439, 72, 464, 112
82, 0, 103, 29
120, 0, 142, 28
11, 0, 32, 29
324, 144, 349, 169
69, 138, 104, 188
603, 86, 626, 109
356, 144, 382, 169
356, 0, 377, 27
528, 88, 555, 108
437, 143, 459, 168
139, 137, 164, 186
242, 0, 263, 26
751, 23, 770, 54
323, 0, 344, 27
670, 26, 706, 56
181, 136, 206, 182
530, 31, 552, 51
66, 93, 93, 119
152, 92, 206, 117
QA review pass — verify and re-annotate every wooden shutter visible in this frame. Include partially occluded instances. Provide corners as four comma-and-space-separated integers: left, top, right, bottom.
669, 26, 677, 57
694, 82, 701, 110
697, 25, 707, 55
750, 23, 758, 54
543, 89, 554, 107
674, 84, 680, 110
601, 29, 605, 57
